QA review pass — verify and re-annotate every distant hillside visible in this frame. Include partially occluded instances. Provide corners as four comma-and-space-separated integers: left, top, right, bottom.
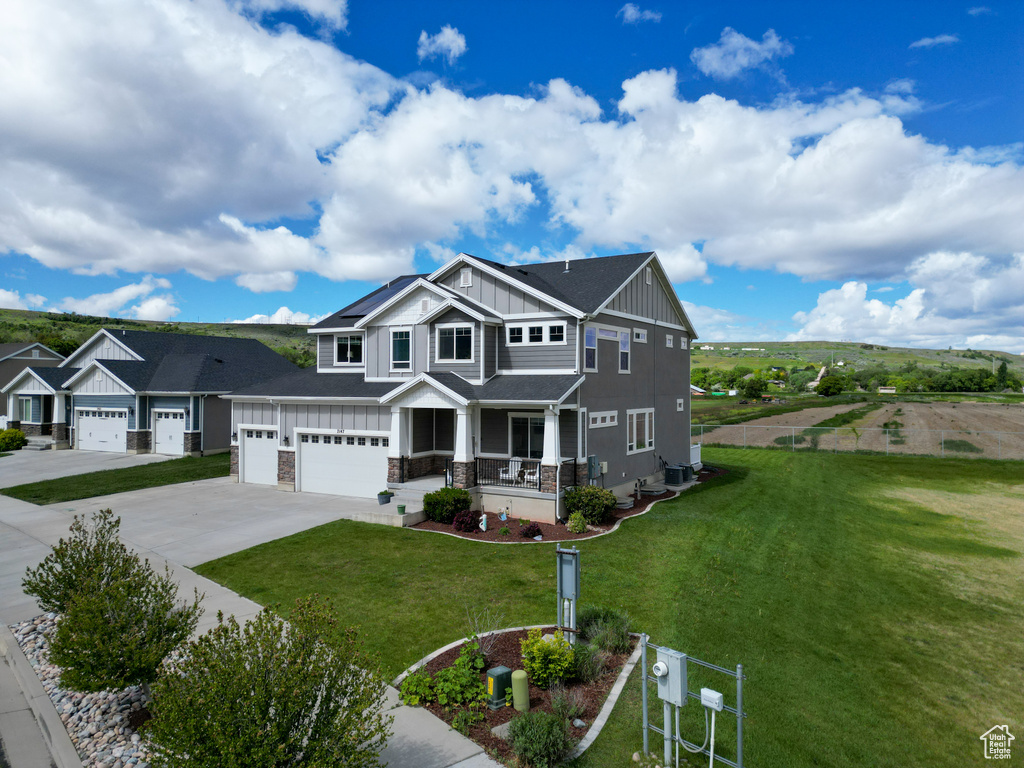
0, 308, 315, 366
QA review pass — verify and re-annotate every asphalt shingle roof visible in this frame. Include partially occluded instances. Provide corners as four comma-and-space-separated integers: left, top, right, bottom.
227, 368, 401, 399
0, 342, 62, 362
31, 367, 80, 389
425, 372, 583, 404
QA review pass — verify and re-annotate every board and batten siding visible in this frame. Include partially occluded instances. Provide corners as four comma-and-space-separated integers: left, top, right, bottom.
607, 266, 686, 327
69, 336, 139, 367
75, 368, 131, 395
364, 325, 425, 379
497, 318, 577, 370
282, 404, 390, 437
485, 326, 498, 378
13, 376, 51, 394
559, 409, 578, 458
439, 266, 562, 315
72, 394, 137, 429
232, 401, 276, 432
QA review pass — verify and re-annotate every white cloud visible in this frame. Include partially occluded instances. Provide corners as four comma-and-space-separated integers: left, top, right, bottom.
232, 306, 327, 324
129, 295, 180, 321
56, 276, 174, 318
0, 289, 46, 310
681, 300, 766, 341
235, 271, 299, 292
691, 27, 793, 79
417, 26, 467, 65
234, 0, 348, 29
618, 4, 661, 24
967, 6, 992, 16
909, 34, 959, 49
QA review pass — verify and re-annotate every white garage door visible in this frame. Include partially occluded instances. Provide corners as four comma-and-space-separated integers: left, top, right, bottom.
76, 410, 128, 453
153, 411, 186, 456
241, 428, 279, 485
298, 433, 389, 498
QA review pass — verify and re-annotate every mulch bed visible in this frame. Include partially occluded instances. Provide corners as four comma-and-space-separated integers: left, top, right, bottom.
410, 465, 728, 543
416, 627, 635, 763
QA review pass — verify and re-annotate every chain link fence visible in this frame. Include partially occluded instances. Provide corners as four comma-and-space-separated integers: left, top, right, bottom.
691, 424, 1024, 460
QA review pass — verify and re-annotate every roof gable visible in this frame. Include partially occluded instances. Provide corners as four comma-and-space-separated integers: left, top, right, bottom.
0, 342, 64, 363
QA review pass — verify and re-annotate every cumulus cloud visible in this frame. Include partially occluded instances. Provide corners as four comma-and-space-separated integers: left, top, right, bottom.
129, 295, 180, 321
618, 4, 662, 24
417, 26, 467, 65
909, 34, 959, 49
0, 289, 47, 310
691, 27, 793, 79
235, 0, 348, 29
232, 306, 327, 324
55, 276, 176, 319
681, 300, 764, 340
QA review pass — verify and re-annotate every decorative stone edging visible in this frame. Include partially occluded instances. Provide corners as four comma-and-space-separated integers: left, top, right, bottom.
391, 625, 642, 759
404, 491, 680, 545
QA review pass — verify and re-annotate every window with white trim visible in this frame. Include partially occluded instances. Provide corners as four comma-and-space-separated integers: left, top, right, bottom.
633, 329, 647, 343
666, 334, 674, 348
679, 336, 688, 349
626, 408, 655, 454
19, 397, 31, 422
583, 327, 597, 370
619, 331, 630, 373
460, 268, 473, 287
391, 328, 411, 371
506, 322, 567, 346
677, 399, 686, 411
437, 324, 473, 362
588, 410, 618, 428
335, 334, 363, 365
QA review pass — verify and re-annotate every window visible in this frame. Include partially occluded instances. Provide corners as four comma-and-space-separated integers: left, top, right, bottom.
619, 331, 630, 373
460, 268, 473, 287
334, 436, 344, 444
508, 327, 524, 344
300, 434, 308, 443
633, 329, 647, 343
370, 437, 380, 447
549, 325, 564, 343
391, 329, 411, 371
588, 410, 618, 428
528, 325, 544, 343
645, 266, 653, 285
679, 336, 688, 350
358, 437, 366, 446
346, 436, 355, 445
506, 322, 566, 346
510, 415, 545, 459
584, 327, 597, 370
437, 325, 473, 362
19, 397, 31, 422
382, 437, 389, 447
336, 334, 363, 365
677, 399, 686, 412
311, 434, 319, 443
627, 408, 655, 454
666, 334, 674, 348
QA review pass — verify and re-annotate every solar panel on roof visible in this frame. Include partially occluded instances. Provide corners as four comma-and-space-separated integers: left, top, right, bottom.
338, 276, 419, 317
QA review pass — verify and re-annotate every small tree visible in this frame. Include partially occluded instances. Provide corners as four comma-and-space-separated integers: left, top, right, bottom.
741, 377, 767, 399
816, 375, 844, 397
147, 596, 392, 768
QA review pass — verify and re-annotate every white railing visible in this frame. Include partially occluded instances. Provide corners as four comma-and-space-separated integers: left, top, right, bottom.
689, 443, 703, 470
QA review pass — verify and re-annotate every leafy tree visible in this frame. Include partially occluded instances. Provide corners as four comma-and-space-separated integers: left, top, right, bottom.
816, 375, 844, 396
147, 596, 392, 768
996, 360, 1009, 388
741, 377, 767, 399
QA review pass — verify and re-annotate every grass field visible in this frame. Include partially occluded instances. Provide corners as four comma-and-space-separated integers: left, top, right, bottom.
195, 448, 1022, 767
0, 453, 230, 504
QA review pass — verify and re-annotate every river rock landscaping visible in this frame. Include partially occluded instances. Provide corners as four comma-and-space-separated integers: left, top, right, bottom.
10, 614, 153, 768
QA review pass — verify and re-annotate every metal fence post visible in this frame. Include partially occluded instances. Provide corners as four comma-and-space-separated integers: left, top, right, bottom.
998, 432, 1002, 460
736, 663, 744, 768
641, 634, 649, 756
886, 428, 889, 455
792, 426, 796, 451
941, 430, 945, 458
834, 428, 837, 453
743, 425, 747, 448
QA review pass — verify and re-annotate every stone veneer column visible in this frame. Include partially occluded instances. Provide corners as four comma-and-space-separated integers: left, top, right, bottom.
52, 423, 68, 445
229, 445, 239, 476
21, 423, 42, 437
540, 465, 558, 494
387, 457, 403, 483
278, 450, 295, 489
128, 430, 152, 453
184, 432, 201, 455
451, 460, 476, 489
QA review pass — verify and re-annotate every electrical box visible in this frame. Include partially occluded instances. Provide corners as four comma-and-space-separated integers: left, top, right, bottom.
655, 648, 687, 707
587, 454, 600, 479
556, 548, 580, 601
599, 461, 608, 475
486, 666, 512, 710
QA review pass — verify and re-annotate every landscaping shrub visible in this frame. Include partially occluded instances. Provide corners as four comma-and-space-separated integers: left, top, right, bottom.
422, 487, 473, 524
507, 711, 575, 768
520, 628, 574, 689
0, 428, 27, 451
566, 511, 588, 534
520, 522, 542, 538
398, 668, 433, 706
563, 485, 616, 525
570, 642, 609, 684
577, 605, 632, 654
452, 509, 480, 532
550, 682, 586, 722
147, 596, 391, 768
399, 642, 486, 710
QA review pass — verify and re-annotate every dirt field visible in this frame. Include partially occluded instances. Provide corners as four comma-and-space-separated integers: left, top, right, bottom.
694, 401, 1024, 459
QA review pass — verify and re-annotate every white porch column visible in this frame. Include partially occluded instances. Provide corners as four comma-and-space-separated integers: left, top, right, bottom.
54, 392, 66, 423
454, 407, 473, 462
541, 406, 559, 465
389, 406, 407, 458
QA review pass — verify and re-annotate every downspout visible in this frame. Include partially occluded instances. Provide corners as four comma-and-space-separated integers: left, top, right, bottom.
200, 394, 206, 455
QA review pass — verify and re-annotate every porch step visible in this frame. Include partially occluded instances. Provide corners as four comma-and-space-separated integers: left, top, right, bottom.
22, 438, 54, 451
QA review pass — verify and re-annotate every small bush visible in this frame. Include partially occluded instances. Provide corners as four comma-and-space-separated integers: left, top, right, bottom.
550, 682, 586, 722
570, 642, 609, 684
520, 522, 542, 538
566, 512, 588, 534
399, 669, 433, 706
433, 643, 486, 709
563, 485, 616, 525
452, 509, 480, 532
507, 711, 575, 768
521, 629, 574, 689
577, 605, 632, 654
423, 487, 473, 524
0, 428, 27, 451
498, 526, 511, 537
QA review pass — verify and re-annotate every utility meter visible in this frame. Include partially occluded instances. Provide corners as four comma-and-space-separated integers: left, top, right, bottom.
655, 648, 687, 707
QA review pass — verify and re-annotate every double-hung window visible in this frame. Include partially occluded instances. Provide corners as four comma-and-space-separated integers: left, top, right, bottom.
583, 327, 597, 370
626, 408, 654, 454
19, 397, 32, 422
437, 325, 473, 362
336, 334, 363, 365
391, 329, 411, 371
506, 322, 567, 346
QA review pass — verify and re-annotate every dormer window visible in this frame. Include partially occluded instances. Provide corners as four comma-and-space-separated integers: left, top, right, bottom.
335, 334, 363, 365
460, 268, 473, 288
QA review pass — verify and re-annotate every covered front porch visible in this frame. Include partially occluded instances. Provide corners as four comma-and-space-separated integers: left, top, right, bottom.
2, 368, 72, 448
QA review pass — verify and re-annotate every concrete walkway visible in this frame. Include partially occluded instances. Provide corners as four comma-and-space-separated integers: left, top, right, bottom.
0, 480, 498, 767
0, 450, 174, 489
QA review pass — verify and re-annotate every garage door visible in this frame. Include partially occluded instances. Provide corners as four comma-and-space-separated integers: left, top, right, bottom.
298, 433, 389, 498
241, 428, 279, 485
153, 411, 186, 456
76, 410, 128, 453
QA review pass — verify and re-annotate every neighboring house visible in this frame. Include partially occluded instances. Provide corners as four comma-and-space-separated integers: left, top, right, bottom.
225, 252, 698, 522
2, 329, 296, 454
0, 343, 64, 422
690, 384, 706, 395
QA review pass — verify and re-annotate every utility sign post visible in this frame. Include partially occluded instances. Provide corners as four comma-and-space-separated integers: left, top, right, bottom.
556, 546, 580, 645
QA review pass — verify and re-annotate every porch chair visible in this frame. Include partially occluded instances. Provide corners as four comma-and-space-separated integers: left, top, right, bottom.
499, 458, 522, 485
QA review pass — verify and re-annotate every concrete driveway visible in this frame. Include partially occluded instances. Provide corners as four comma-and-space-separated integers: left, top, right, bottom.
0, 449, 173, 489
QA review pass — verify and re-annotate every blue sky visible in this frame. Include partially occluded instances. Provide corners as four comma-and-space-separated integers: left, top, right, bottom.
1, 0, 1022, 350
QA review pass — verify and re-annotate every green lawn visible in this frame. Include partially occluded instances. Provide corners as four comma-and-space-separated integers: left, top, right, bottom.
195, 449, 1023, 768
1, 453, 230, 504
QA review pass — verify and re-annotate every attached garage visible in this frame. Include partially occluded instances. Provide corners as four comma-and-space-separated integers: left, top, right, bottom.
297, 432, 389, 498
240, 427, 279, 485
75, 409, 128, 453
153, 410, 186, 456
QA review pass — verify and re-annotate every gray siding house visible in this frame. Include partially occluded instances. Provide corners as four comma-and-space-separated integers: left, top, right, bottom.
2, 329, 296, 454
0, 342, 64, 424
225, 252, 698, 522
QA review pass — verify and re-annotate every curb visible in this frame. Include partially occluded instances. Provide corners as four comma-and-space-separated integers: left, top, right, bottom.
0, 624, 82, 768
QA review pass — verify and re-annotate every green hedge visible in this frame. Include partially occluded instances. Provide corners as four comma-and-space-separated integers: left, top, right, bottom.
563, 485, 617, 525
422, 487, 473, 524
0, 428, 27, 452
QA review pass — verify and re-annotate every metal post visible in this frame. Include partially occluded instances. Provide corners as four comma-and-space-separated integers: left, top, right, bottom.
663, 701, 673, 767
834, 427, 837, 453
941, 430, 945, 458
743, 425, 746, 448
791, 426, 795, 451
998, 432, 1002, 460
886, 428, 889, 456
736, 664, 744, 768
641, 635, 649, 756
